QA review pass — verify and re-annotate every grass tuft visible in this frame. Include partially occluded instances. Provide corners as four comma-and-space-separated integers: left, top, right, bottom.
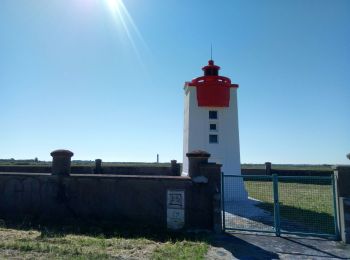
0, 227, 209, 259
152, 240, 208, 260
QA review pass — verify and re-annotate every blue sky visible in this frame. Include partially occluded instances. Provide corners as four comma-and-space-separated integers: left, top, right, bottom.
0, 0, 349, 164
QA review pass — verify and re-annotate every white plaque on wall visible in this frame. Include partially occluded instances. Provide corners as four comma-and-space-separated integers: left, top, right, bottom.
167, 190, 185, 230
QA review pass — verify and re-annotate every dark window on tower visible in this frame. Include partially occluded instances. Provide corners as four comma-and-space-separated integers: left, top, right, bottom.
209, 111, 218, 119
209, 134, 218, 143
210, 124, 217, 131
204, 68, 218, 76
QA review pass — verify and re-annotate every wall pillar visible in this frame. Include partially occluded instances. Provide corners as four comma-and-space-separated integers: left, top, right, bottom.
265, 162, 272, 175
170, 160, 181, 176
186, 150, 210, 178
94, 159, 103, 174
50, 149, 73, 176
187, 150, 222, 232
333, 165, 350, 243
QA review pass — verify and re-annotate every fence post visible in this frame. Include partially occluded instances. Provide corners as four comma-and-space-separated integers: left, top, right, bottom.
221, 172, 226, 232
331, 174, 340, 240
333, 165, 350, 243
272, 174, 281, 236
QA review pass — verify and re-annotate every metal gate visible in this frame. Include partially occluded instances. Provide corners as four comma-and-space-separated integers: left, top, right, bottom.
222, 174, 339, 239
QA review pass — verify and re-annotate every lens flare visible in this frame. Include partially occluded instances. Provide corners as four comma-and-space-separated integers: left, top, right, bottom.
106, 0, 121, 12
104, 0, 148, 64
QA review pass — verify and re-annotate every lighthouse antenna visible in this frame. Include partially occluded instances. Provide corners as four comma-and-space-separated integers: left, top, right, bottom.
210, 44, 213, 60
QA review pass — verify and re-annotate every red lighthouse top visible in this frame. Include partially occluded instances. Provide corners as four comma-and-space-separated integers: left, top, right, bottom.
187, 60, 238, 107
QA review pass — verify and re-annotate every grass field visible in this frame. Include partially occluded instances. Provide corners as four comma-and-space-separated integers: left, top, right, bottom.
0, 159, 333, 171
0, 227, 209, 259
244, 180, 335, 234
0, 159, 172, 167
241, 164, 332, 171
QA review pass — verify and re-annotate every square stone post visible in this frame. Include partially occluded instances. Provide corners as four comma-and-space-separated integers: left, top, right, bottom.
170, 160, 181, 176
94, 159, 103, 174
187, 150, 222, 233
333, 165, 350, 243
186, 150, 210, 178
265, 162, 272, 175
50, 149, 73, 176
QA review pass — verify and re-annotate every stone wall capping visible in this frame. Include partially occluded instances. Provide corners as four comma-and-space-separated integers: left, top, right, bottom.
50, 149, 74, 157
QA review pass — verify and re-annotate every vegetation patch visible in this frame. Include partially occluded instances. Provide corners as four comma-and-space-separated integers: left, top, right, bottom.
241, 164, 332, 171
152, 241, 208, 260
0, 227, 209, 259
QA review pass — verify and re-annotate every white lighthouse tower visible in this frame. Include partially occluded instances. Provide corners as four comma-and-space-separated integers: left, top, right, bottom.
183, 59, 247, 200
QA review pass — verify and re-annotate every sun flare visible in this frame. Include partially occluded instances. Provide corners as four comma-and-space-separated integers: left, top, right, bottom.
104, 0, 148, 63
106, 0, 122, 12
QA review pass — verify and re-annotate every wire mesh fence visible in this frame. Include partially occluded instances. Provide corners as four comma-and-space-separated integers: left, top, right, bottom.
222, 174, 338, 238
223, 175, 275, 233
277, 176, 336, 236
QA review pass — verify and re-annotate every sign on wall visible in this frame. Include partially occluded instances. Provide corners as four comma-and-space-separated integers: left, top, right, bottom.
167, 189, 185, 230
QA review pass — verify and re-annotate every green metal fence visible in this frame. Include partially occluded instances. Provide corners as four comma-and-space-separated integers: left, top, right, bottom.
222, 174, 339, 239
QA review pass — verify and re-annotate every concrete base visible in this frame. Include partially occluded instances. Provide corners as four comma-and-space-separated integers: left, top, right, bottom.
223, 176, 248, 201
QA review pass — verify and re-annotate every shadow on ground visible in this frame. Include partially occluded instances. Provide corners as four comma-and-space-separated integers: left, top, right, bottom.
213, 232, 350, 259
211, 233, 279, 259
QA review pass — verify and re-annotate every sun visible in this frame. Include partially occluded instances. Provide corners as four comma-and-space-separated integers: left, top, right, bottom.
106, 0, 122, 12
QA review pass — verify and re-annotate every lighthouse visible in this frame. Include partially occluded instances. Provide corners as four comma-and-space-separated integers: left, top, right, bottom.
182, 59, 247, 200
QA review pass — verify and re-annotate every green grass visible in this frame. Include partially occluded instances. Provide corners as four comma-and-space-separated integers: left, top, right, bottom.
0, 160, 172, 167
152, 241, 208, 260
0, 159, 333, 171
241, 164, 332, 171
0, 228, 209, 259
244, 180, 335, 234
